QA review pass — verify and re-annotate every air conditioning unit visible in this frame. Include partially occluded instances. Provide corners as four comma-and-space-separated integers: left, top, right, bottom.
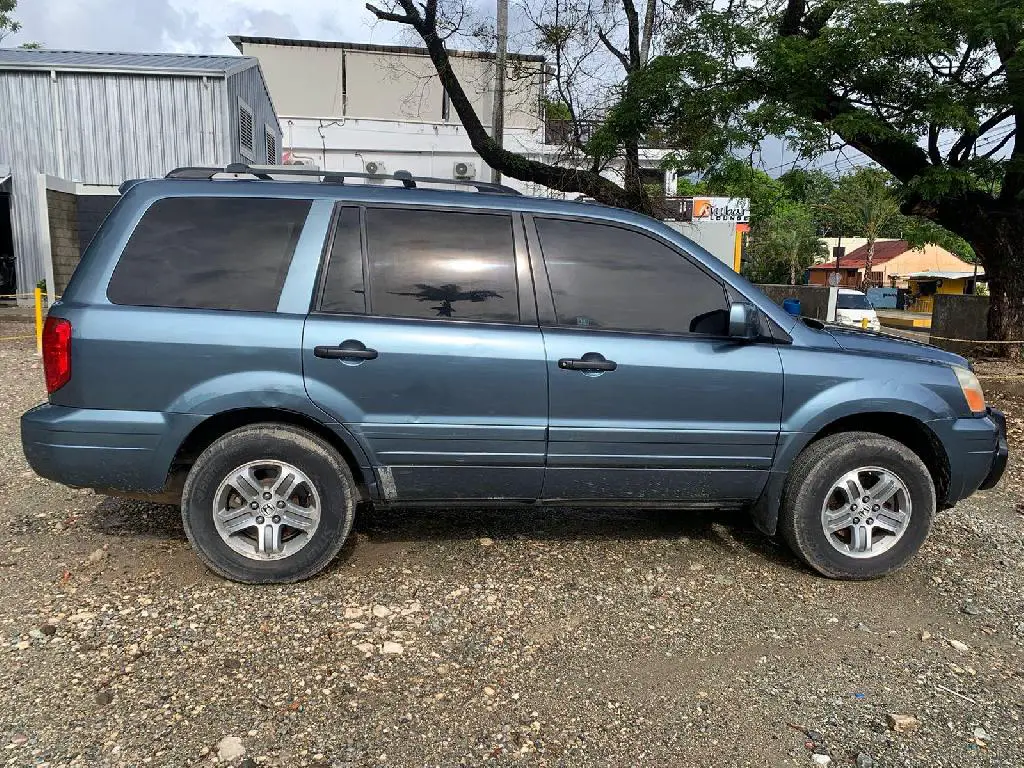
364, 160, 386, 176
453, 161, 476, 180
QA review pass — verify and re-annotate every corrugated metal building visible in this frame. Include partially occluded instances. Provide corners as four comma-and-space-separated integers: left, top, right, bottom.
0, 48, 280, 295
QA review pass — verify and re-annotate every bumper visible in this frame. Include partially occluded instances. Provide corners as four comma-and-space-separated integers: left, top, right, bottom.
978, 407, 1008, 491
937, 407, 1008, 504
21, 403, 201, 492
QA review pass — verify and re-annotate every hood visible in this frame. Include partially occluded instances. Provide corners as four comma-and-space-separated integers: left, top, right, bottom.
823, 323, 969, 367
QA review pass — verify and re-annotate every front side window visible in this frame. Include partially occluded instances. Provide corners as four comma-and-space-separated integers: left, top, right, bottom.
365, 208, 519, 323
107, 197, 311, 312
535, 217, 730, 335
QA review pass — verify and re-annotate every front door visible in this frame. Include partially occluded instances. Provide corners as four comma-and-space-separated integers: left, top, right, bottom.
303, 205, 547, 501
529, 215, 784, 503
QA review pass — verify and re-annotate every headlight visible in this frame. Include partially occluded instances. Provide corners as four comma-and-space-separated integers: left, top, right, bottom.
953, 366, 986, 415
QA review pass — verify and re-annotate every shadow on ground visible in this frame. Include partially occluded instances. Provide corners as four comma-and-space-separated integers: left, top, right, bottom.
85, 495, 803, 575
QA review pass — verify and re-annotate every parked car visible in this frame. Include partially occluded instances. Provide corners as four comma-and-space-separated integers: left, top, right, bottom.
836, 288, 882, 330
21, 166, 1008, 583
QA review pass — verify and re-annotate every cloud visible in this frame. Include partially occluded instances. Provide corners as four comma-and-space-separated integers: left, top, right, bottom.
4, 0, 401, 54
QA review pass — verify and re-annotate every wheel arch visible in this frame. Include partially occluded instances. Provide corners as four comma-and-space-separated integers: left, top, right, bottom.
751, 410, 950, 536
167, 407, 378, 502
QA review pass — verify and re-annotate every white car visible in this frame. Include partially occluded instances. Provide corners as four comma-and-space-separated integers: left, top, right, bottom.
835, 288, 881, 331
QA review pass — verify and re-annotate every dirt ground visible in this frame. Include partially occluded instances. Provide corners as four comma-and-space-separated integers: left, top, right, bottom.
1, 319, 1022, 768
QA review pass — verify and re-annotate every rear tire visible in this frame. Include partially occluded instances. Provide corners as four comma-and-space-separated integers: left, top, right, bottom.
181, 423, 356, 584
779, 431, 935, 580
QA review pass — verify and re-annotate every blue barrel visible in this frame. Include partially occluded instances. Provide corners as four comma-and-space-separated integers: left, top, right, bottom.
782, 298, 801, 317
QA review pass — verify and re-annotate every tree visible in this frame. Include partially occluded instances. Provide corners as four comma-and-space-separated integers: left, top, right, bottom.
366, 0, 667, 214
0, 0, 20, 42
745, 201, 827, 285
827, 169, 901, 287
667, 0, 1024, 347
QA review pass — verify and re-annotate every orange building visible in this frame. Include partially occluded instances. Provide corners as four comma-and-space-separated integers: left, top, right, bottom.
808, 241, 976, 288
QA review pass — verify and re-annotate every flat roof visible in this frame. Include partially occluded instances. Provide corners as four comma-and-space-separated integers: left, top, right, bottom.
229, 35, 546, 63
0, 48, 257, 76
905, 270, 984, 280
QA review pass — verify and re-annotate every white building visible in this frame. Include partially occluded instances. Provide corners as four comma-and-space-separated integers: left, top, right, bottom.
229, 36, 676, 196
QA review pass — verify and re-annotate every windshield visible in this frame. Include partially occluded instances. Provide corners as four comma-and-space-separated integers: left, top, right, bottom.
837, 293, 872, 310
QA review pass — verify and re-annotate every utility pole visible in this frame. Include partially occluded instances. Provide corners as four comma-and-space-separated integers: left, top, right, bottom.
490, 0, 508, 184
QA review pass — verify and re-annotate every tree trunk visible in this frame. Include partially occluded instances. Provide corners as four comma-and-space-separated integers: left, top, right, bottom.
928, 194, 1024, 355
790, 256, 796, 286
863, 237, 875, 290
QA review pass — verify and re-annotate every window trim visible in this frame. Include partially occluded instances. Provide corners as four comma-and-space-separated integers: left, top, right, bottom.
529, 213, 736, 341
238, 97, 255, 161
312, 203, 528, 328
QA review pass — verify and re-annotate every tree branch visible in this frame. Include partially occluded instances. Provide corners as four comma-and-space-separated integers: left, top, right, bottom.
980, 129, 1015, 159
639, 0, 656, 62
365, 2, 415, 25
622, 0, 642, 69
596, 26, 630, 71
947, 109, 1013, 166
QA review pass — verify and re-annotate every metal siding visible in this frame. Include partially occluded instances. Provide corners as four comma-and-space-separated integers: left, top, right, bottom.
0, 72, 59, 293
0, 70, 230, 292
227, 65, 280, 164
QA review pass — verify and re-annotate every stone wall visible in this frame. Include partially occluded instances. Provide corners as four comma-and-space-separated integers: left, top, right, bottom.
930, 294, 989, 356
755, 283, 831, 320
46, 189, 80, 296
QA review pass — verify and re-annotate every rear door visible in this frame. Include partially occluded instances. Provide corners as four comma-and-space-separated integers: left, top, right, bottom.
529, 215, 784, 503
303, 205, 547, 501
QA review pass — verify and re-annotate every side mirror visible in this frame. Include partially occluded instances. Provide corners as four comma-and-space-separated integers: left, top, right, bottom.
728, 302, 761, 341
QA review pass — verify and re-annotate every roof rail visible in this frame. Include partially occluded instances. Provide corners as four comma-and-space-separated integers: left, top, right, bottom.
164, 164, 522, 195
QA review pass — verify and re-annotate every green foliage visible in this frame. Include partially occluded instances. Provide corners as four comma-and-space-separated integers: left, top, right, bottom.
0, 0, 20, 41
661, 0, 1022, 212
825, 169, 902, 244
745, 201, 827, 284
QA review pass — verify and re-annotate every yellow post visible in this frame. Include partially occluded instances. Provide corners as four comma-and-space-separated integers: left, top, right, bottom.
861, 317, 869, 329
34, 287, 44, 355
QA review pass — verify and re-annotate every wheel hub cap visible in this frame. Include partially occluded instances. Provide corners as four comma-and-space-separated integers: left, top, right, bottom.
820, 466, 911, 559
213, 460, 321, 561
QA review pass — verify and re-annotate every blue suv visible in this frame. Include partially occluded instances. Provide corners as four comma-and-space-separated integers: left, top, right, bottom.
21, 165, 1008, 583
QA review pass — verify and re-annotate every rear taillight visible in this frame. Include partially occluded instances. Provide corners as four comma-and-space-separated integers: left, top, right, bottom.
42, 316, 72, 394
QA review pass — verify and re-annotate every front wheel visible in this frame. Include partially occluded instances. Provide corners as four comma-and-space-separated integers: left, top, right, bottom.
779, 431, 936, 580
181, 423, 356, 584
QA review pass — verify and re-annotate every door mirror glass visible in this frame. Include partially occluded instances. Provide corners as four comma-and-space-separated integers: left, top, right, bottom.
728, 302, 761, 340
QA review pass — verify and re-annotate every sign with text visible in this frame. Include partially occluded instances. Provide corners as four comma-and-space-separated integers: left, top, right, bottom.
687, 197, 750, 223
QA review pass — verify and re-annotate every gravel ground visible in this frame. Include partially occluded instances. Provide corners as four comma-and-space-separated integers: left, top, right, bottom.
1, 320, 1022, 768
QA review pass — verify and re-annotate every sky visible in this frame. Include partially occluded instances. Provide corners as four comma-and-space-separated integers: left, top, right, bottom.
3, 0, 406, 54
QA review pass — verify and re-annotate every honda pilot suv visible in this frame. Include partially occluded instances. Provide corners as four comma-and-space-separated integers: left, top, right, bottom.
21, 165, 1008, 583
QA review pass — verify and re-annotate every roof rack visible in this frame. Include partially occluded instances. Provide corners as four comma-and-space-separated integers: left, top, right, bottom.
164, 163, 522, 195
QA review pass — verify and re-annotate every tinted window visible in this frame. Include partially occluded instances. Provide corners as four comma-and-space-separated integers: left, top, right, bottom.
320, 207, 365, 314
107, 197, 311, 312
365, 208, 518, 323
536, 218, 729, 334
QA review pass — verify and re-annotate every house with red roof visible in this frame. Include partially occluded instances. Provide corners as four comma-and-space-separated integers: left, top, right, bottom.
808, 241, 977, 288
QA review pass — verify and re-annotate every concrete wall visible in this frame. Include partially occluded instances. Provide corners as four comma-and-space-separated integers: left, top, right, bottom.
46, 189, 80, 295
240, 40, 543, 130
930, 294, 989, 355
756, 284, 831, 320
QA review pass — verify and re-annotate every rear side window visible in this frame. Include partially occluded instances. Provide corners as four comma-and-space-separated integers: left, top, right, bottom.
535, 217, 730, 335
364, 208, 519, 323
107, 197, 311, 312
319, 206, 365, 314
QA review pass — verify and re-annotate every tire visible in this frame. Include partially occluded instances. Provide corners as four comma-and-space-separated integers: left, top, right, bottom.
181, 423, 356, 584
779, 431, 936, 580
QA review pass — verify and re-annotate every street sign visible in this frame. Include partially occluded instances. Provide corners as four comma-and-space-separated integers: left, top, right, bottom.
828, 272, 842, 287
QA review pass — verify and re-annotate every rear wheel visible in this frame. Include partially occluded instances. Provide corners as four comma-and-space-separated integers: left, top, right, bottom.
779, 431, 935, 580
181, 423, 356, 583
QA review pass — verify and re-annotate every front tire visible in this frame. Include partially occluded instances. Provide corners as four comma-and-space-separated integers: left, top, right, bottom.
779, 431, 935, 580
181, 423, 356, 584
